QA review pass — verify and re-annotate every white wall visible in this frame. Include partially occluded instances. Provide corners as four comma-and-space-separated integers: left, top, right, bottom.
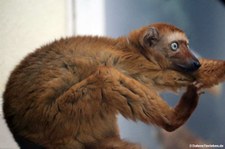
0, 0, 67, 111
75, 0, 105, 36
0, 0, 106, 147
0, 0, 67, 148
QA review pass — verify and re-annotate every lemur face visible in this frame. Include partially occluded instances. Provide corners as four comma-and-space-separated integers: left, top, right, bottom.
161, 31, 201, 72
139, 23, 201, 73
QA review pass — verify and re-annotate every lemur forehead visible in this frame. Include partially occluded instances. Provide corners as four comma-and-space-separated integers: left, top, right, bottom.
166, 32, 188, 43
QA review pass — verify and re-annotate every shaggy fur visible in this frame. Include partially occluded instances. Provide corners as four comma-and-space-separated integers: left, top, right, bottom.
3, 23, 225, 148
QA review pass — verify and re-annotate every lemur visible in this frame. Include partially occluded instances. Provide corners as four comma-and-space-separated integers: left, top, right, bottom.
3, 23, 225, 149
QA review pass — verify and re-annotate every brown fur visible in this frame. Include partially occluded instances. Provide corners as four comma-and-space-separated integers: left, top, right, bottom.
194, 58, 225, 88
3, 23, 225, 148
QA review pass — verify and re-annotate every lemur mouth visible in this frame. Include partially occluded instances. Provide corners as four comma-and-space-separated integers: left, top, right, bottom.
175, 63, 201, 73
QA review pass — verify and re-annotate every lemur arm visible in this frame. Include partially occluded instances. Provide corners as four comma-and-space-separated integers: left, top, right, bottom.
56, 67, 199, 132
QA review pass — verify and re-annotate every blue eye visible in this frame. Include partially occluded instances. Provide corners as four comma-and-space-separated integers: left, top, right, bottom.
171, 42, 179, 51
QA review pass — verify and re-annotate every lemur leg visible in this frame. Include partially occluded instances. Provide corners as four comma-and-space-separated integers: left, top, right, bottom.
99, 67, 200, 132
91, 66, 199, 132
54, 66, 199, 148
51, 67, 142, 148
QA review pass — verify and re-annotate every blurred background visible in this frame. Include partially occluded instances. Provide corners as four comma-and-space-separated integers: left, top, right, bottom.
0, 0, 225, 148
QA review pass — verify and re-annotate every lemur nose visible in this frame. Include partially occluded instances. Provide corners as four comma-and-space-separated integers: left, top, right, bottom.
192, 60, 201, 69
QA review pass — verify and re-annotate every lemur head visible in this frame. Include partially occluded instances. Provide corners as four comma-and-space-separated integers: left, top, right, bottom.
129, 23, 201, 72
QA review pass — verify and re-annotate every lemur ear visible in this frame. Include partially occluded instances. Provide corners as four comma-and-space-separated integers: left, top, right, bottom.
140, 27, 159, 48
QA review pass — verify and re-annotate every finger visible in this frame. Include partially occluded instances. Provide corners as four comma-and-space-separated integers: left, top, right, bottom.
192, 81, 203, 90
